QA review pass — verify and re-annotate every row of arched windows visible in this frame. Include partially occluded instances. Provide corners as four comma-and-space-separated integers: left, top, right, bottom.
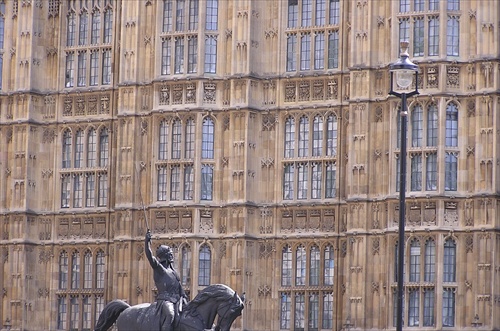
156, 117, 215, 202
397, 101, 459, 193
280, 243, 335, 330
393, 237, 457, 327
60, 127, 110, 209
283, 114, 338, 201
65, 0, 113, 88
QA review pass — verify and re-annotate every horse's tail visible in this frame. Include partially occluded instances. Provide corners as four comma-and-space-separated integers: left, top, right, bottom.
94, 299, 130, 331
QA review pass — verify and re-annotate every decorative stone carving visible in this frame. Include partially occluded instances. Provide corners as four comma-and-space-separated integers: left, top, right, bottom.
185, 83, 196, 104
326, 78, 338, 100
203, 82, 216, 104
298, 81, 310, 101
200, 210, 213, 233
262, 114, 276, 131
311, 80, 324, 100
263, 80, 276, 105
159, 84, 170, 105
284, 81, 296, 102
426, 66, 439, 88
446, 66, 460, 88
38, 248, 53, 264
172, 84, 183, 104
423, 202, 436, 225
259, 242, 274, 259
465, 234, 474, 253
180, 211, 192, 232
372, 237, 380, 255
444, 202, 458, 226
154, 211, 166, 232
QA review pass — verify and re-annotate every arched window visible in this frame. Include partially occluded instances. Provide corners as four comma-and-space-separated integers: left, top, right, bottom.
67, 11, 76, 46
181, 245, 191, 286
409, 239, 420, 282
74, 131, 84, 168
411, 104, 423, 147
99, 128, 109, 167
159, 120, 169, 160
284, 117, 295, 158
326, 114, 337, 156
309, 246, 320, 286
200, 165, 213, 201
79, 9, 88, 46
198, 245, 211, 286
295, 245, 306, 285
298, 116, 309, 157
323, 245, 334, 285
91, 9, 101, 44
201, 117, 214, 159
71, 251, 81, 289
312, 115, 323, 156
424, 238, 435, 282
87, 128, 97, 167
83, 251, 92, 289
281, 245, 292, 286
62, 130, 72, 168
103, 3, 113, 44
443, 238, 456, 282
59, 251, 69, 289
96, 250, 105, 289
445, 102, 458, 147
426, 104, 438, 146
185, 118, 195, 159
171, 119, 182, 159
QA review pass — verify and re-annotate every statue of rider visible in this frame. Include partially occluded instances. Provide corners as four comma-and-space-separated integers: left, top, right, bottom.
145, 229, 188, 330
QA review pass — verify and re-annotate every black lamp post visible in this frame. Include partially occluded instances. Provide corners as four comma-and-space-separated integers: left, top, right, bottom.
389, 41, 419, 331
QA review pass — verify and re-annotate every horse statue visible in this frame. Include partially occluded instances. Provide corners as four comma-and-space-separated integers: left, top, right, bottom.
94, 284, 244, 331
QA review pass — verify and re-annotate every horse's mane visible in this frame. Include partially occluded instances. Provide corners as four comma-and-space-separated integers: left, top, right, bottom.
184, 284, 235, 313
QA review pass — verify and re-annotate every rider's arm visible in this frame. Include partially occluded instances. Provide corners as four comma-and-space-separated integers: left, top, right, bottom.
145, 230, 159, 268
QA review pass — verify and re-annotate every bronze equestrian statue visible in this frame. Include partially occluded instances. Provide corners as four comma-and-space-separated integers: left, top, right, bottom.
93, 231, 244, 331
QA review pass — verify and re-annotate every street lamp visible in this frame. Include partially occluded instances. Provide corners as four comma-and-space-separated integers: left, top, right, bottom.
389, 40, 419, 331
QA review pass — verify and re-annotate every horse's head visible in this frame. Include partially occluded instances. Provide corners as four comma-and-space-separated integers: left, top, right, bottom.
214, 291, 245, 331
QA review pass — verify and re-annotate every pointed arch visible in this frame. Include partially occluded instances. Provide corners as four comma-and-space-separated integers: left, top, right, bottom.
198, 244, 211, 286
281, 244, 292, 286
284, 116, 295, 158
83, 250, 93, 289
201, 116, 215, 159
445, 101, 459, 147
62, 129, 73, 168
298, 115, 309, 157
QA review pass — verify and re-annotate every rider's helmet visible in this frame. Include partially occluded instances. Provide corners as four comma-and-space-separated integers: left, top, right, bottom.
156, 245, 173, 263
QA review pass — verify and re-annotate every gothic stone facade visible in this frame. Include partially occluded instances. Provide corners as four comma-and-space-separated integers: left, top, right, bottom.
0, 0, 499, 330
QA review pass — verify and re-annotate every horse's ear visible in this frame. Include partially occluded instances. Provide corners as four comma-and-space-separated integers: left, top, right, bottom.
241, 292, 246, 303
